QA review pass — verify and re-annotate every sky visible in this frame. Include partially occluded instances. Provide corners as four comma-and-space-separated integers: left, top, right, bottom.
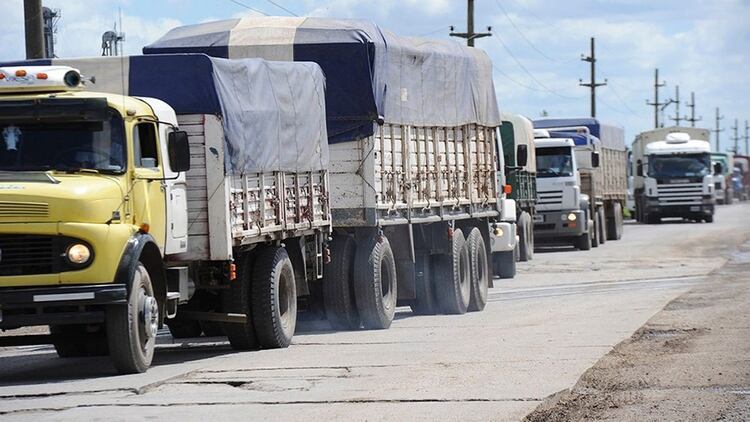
1, 0, 748, 152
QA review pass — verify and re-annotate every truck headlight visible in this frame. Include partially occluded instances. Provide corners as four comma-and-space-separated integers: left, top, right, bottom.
567, 213, 577, 221
67, 244, 91, 265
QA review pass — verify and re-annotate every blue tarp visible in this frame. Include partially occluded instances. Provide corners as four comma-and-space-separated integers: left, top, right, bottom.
144, 17, 501, 144
533, 118, 625, 151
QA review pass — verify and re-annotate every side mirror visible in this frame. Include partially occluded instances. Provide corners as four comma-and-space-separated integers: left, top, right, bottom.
516, 144, 528, 167
591, 151, 600, 168
713, 162, 723, 175
168, 130, 191, 173
636, 160, 643, 177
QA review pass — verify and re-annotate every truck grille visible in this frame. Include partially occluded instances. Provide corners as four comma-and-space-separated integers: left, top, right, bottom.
0, 201, 49, 218
656, 183, 703, 206
0, 235, 84, 276
537, 190, 563, 207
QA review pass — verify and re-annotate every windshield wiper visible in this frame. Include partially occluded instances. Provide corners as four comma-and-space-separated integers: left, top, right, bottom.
50, 166, 100, 175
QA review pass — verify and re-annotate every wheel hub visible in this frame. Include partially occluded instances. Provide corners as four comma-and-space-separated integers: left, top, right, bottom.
141, 295, 159, 340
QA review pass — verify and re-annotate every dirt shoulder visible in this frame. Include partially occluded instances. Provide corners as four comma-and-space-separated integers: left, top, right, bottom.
524, 240, 750, 421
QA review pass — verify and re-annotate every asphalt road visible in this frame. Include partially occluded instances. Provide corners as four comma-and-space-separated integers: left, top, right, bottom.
1, 203, 749, 421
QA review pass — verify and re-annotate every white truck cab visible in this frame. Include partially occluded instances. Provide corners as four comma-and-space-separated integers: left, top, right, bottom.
533, 130, 593, 250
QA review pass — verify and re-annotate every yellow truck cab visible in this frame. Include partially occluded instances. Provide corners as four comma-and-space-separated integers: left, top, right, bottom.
0, 65, 192, 373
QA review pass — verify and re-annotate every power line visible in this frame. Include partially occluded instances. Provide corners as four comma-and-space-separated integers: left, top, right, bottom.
579, 37, 607, 117
264, 0, 298, 16
602, 78, 646, 118
226, 0, 268, 16
493, 67, 552, 93
493, 0, 574, 63
417, 26, 450, 37
493, 33, 579, 100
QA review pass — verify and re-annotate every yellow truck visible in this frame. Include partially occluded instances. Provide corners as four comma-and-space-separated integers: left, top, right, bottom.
0, 55, 331, 373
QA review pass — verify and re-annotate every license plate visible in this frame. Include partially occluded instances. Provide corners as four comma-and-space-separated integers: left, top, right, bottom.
532, 214, 544, 223
690, 206, 700, 211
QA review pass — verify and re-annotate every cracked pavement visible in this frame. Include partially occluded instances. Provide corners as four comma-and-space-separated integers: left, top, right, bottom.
1, 203, 749, 421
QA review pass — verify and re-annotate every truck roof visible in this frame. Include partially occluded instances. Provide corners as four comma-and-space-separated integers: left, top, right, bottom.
532, 117, 625, 151
645, 139, 711, 155
143, 16, 501, 143
500, 112, 536, 172
1, 54, 329, 174
534, 137, 575, 148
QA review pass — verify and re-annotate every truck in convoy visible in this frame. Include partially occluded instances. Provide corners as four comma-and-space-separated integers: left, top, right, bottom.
711, 152, 734, 205
532, 118, 627, 249
144, 17, 518, 327
733, 154, 750, 201
631, 127, 715, 223
499, 113, 536, 264
0, 55, 331, 373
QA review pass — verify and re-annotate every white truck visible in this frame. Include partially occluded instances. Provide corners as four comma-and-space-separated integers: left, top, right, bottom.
632, 127, 715, 223
145, 17, 517, 328
0, 55, 331, 373
532, 118, 627, 250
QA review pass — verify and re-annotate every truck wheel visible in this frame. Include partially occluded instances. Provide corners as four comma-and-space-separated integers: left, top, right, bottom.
353, 235, 397, 329
518, 213, 533, 262
705, 214, 714, 223
51, 324, 108, 357
222, 254, 259, 350
252, 247, 297, 349
591, 215, 600, 248
106, 262, 158, 374
575, 232, 592, 251
597, 208, 607, 245
166, 318, 202, 339
434, 229, 471, 313
323, 235, 361, 329
646, 213, 661, 224
492, 249, 516, 279
410, 254, 439, 315
607, 203, 623, 240
467, 228, 489, 312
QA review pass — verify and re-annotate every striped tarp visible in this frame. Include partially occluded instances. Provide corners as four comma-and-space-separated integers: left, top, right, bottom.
145, 17, 501, 143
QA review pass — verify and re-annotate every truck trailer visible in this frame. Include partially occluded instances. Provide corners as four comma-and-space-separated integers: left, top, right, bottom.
631, 127, 715, 223
533, 118, 627, 248
499, 113, 536, 264
711, 152, 734, 205
0, 55, 331, 373
145, 17, 517, 328
733, 154, 750, 201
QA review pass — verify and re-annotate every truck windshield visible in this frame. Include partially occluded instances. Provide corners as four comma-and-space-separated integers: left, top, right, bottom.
0, 110, 126, 174
648, 154, 710, 178
536, 146, 573, 178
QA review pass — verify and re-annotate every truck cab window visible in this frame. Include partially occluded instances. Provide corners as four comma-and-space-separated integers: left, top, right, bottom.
133, 123, 159, 168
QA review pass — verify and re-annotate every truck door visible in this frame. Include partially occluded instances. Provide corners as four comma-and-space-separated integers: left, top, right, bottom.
131, 122, 167, 251
161, 124, 188, 254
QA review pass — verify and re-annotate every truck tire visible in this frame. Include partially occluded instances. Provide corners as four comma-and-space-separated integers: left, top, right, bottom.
575, 231, 592, 251
607, 203, 623, 240
166, 318, 202, 339
410, 254, 439, 315
492, 249, 516, 279
106, 262, 158, 374
646, 213, 661, 224
467, 228, 489, 312
251, 247, 297, 349
353, 235, 397, 329
222, 254, 259, 350
705, 214, 714, 223
591, 214, 600, 248
597, 208, 607, 245
434, 229, 471, 313
51, 324, 108, 357
518, 213, 533, 262
323, 235, 361, 329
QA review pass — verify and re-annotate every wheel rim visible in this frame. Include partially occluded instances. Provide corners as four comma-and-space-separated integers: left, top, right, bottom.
135, 267, 158, 354
380, 259, 394, 311
278, 266, 296, 332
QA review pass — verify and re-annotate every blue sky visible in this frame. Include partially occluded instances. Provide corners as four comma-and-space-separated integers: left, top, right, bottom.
1, 0, 748, 152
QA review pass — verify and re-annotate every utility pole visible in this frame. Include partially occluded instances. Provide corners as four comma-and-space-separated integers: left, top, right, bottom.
713, 107, 725, 151
449, 0, 491, 47
730, 119, 740, 154
24, 0, 44, 59
685, 91, 701, 128
669, 85, 688, 126
646, 68, 671, 128
745, 120, 749, 156
579, 37, 607, 118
